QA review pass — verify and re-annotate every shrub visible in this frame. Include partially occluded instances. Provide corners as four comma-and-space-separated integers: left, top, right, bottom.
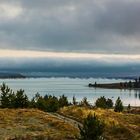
80, 97, 90, 107
95, 96, 107, 109
72, 96, 77, 105
30, 94, 70, 112
78, 113, 105, 140
34, 97, 47, 111
0, 83, 29, 109
34, 95, 59, 112
29, 93, 41, 108
45, 96, 59, 112
59, 94, 69, 108
0, 83, 70, 112
106, 98, 113, 108
95, 96, 113, 109
127, 104, 131, 113
114, 97, 123, 112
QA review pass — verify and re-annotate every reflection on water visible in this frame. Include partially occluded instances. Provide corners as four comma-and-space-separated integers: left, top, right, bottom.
93, 87, 140, 106
134, 90, 140, 100
0, 78, 140, 106
123, 89, 140, 100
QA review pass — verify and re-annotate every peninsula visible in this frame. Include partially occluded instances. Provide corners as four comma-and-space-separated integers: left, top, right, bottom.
89, 77, 140, 89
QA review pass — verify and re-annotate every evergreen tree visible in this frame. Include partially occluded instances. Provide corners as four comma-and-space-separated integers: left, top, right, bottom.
78, 113, 105, 140
127, 104, 131, 112
95, 96, 107, 109
46, 95, 59, 112
72, 96, 77, 105
14, 89, 29, 108
114, 97, 123, 112
8, 92, 16, 108
29, 93, 41, 108
95, 97, 113, 109
80, 97, 90, 107
106, 98, 113, 108
36, 96, 47, 111
0, 83, 14, 108
59, 94, 69, 108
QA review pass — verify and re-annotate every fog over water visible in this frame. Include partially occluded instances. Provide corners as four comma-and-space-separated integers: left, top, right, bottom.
0, 57, 140, 78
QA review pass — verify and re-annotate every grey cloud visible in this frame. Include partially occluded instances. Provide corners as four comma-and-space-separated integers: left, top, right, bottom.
95, 0, 140, 35
0, 0, 140, 53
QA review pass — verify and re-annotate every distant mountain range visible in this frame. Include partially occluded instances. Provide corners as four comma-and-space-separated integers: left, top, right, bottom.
0, 71, 138, 80
0, 72, 26, 79
22, 72, 137, 79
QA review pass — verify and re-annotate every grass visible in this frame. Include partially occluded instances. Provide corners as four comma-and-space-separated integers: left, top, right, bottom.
0, 107, 140, 140
0, 108, 78, 140
59, 106, 140, 140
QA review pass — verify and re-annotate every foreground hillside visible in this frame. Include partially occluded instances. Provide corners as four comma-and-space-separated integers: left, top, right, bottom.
0, 107, 140, 140
59, 106, 140, 140
0, 109, 78, 140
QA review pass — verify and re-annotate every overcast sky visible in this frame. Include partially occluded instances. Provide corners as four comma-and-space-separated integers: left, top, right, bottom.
0, 0, 140, 74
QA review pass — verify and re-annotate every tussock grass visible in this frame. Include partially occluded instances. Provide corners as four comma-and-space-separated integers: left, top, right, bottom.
59, 106, 140, 140
0, 109, 78, 140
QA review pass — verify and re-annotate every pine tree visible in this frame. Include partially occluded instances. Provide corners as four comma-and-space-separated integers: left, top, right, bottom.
95, 96, 113, 109
78, 113, 105, 140
14, 89, 29, 108
106, 98, 113, 108
59, 94, 69, 108
80, 97, 90, 107
127, 104, 131, 112
0, 83, 14, 108
95, 96, 107, 109
72, 96, 77, 105
114, 97, 123, 112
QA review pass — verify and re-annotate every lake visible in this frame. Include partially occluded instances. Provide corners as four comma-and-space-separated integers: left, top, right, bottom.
0, 77, 140, 106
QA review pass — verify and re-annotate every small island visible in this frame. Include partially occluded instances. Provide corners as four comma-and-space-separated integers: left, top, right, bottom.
89, 77, 140, 89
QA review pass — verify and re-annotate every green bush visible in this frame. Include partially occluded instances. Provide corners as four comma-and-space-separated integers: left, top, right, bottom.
0, 83, 29, 108
106, 98, 113, 108
45, 96, 59, 112
32, 94, 59, 112
59, 94, 69, 108
95, 96, 113, 109
78, 113, 105, 140
80, 97, 91, 107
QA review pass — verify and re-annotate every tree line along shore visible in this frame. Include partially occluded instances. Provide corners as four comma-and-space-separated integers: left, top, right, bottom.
89, 77, 140, 89
0, 83, 129, 112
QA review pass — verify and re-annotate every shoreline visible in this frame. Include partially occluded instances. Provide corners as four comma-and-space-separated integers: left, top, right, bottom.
89, 78, 140, 89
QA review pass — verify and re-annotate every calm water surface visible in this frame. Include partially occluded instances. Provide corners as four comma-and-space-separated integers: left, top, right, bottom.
0, 78, 140, 106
